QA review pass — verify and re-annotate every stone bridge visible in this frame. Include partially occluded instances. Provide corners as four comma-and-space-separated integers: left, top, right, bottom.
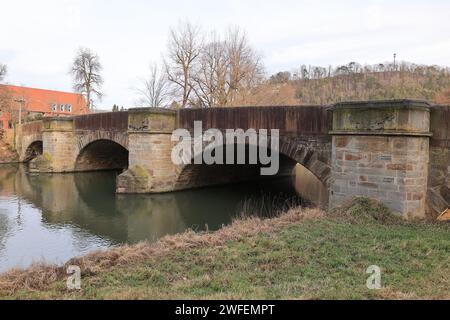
15, 100, 450, 219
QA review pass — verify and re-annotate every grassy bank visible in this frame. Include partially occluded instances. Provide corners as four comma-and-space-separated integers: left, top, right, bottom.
0, 198, 449, 300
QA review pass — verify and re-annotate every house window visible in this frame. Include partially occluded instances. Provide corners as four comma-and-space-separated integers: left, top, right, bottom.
52, 104, 57, 112
66, 104, 72, 112
8, 121, 13, 129
60, 104, 65, 112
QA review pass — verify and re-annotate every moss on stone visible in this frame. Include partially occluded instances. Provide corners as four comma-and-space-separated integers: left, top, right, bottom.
130, 165, 149, 178
42, 152, 52, 162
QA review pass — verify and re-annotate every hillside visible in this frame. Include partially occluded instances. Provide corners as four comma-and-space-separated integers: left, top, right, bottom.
234, 62, 450, 106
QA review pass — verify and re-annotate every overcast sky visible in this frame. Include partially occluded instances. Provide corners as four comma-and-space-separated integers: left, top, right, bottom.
1, 0, 449, 110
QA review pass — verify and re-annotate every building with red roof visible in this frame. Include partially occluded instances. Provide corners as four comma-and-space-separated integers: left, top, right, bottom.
0, 85, 89, 142
0, 85, 88, 143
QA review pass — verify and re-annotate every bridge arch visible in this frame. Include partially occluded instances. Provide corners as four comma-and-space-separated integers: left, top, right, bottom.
173, 136, 331, 194
75, 138, 129, 172
23, 140, 43, 162
75, 131, 128, 153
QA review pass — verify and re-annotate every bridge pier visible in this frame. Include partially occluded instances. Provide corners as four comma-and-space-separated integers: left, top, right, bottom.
329, 100, 432, 218
116, 108, 178, 193
29, 117, 76, 172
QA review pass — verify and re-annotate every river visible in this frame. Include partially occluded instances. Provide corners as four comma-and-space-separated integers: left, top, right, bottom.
0, 164, 302, 272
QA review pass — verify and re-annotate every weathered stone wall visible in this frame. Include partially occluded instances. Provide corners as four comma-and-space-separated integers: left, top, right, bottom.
29, 118, 76, 172
41, 129, 76, 172
330, 135, 429, 217
15, 121, 43, 162
329, 100, 432, 218
117, 108, 178, 193
27, 118, 130, 173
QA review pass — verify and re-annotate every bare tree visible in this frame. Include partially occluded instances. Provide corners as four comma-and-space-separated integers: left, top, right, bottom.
225, 27, 264, 105
190, 27, 264, 107
70, 48, 103, 111
165, 21, 202, 108
0, 64, 6, 82
190, 33, 229, 107
135, 62, 170, 108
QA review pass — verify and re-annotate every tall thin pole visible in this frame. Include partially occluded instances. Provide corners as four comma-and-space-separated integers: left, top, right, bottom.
19, 100, 22, 125
14, 98, 25, 125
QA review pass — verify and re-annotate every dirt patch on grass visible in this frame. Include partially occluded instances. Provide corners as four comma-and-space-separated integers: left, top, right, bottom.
0, 207, 324, 296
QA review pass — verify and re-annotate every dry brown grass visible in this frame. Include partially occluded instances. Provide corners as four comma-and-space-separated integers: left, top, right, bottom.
0, 207, 324, 296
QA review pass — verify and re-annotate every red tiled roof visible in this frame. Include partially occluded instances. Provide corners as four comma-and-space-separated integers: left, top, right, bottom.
0, 84, 88, 115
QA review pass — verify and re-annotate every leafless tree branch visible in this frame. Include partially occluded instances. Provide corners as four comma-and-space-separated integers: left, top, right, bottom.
165, 21, 202, 108
135, 62, 170, 108
69, 48, 104, 111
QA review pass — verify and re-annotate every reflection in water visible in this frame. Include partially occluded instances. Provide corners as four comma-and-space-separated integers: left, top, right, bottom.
0, 164, 299, 272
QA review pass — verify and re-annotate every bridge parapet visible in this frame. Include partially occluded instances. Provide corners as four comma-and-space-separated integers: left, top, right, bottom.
74, 111, 128, 132
178, 105, 331, 136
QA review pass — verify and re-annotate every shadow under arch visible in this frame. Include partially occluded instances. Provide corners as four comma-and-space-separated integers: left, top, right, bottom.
174, 138, 330, 206
75, 139, 129, 172
175, 139, 326, 184
24, 140, 43, 162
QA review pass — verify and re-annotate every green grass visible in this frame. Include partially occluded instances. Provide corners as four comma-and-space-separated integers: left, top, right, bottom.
2, 198, 450, 300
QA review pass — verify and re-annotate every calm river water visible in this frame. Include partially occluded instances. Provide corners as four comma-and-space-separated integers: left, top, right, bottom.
0, 164, 300, 272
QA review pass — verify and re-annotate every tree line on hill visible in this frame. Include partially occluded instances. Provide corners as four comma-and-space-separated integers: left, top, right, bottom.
246, 61, 450, 106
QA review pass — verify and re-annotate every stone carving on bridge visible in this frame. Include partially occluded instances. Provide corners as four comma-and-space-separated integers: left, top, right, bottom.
128, 119, 149, 131
349, 110, 395, 131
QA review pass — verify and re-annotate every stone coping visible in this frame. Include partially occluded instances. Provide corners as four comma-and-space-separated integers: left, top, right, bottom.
127, 130, 174, 134
128, 107, 177, 115
331, 99, 431, 111
329, 130, 433, 137
42, 117, 74, 122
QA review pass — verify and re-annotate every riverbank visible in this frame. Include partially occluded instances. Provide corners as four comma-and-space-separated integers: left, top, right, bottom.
0, 198, 448, 300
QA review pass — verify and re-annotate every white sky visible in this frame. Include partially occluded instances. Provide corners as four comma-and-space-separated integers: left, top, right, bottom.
1, 0, 449, 110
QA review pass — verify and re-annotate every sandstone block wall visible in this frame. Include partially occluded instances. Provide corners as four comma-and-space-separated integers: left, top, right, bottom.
117, 108, 178, 194
330, 135, 429, 217
329, 100, 432, 218
41, 130, 76, 172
